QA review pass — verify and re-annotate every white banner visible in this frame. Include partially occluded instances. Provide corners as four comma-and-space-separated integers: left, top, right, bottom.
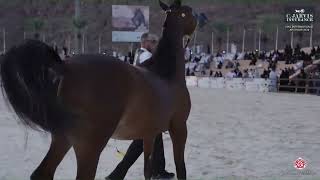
198, 77, 211, 88
186, 76, 198, 87
112, 31, 145, 42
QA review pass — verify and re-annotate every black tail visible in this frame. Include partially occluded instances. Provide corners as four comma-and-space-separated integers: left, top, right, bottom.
0, 40, 70, 133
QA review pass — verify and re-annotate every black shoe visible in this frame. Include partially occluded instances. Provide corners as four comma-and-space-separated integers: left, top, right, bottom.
152, 170, 175, 179
105, 171, 126, 180
105, 175, 125, 180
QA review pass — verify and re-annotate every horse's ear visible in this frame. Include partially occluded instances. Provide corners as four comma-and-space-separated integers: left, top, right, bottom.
159, 0, 169, 11
173, 0, 182, 6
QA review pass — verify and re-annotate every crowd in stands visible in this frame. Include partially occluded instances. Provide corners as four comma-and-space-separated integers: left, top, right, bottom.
279, 67, 320, 94
185, 44, 320, 80
183, 44, 320, 94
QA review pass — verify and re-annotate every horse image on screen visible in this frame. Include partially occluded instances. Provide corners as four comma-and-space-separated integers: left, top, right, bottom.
112, 5, 149, 32
112, 5, 150, 42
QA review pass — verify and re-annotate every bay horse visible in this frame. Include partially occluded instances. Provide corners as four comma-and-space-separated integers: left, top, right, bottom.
0, 0, 197, 180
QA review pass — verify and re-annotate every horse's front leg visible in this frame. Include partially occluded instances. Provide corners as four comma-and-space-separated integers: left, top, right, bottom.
143, 137, 155, 180
31, 134, 71, 180
169, 121, 187, 180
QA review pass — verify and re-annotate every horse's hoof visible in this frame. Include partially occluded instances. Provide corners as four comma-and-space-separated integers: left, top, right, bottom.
30, 172, 53, 180
152, 171, 175, 179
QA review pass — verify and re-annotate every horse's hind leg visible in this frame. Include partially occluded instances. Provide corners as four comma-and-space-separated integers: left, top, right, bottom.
31, 134, 71, 180
169, 122, 187, 180
73, 135, 110, 180
143, 137, 156, 180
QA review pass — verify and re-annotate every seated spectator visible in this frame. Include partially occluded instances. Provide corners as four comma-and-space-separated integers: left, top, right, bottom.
235, 60, 240, 68
243, 69, 249, 78
248, 69, 254, 78
225, 60, 234, 69
269, 68, 278, 92
269, 68, 277, 81
294, 44, 301, 56
233, 53, 239, 60
261, 69, 269, 79
209, 70, 214, 77
186, 67, 191, 76
193, 65, 197, 72
194, 56, 201, 63
226, 70, 236, 78
214, 71, 219, 77
297, 69, 307, 92
243, 52, 249, 60
214, 71, 223, 77
311, 46, 316, 57
249, 56, 257, 66
201, 70, 206, 76
217, 61, 223, 69
234, 68, 242, 78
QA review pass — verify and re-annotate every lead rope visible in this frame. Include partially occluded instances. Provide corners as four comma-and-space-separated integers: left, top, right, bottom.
184, 20, 198, 49
113, 140, 126, 158
116, 146, 126, 158
184, 37, 191, 49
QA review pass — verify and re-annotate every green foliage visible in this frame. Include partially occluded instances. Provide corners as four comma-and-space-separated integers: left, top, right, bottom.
0, 0, 317, 7
211, 22, 230, 33
174, 0, 182, 5
33, 18, 45, 31
24, 17, 45, 32
256, 14, 282, 33
183, 0, 316, 4
72, 18, 87, 30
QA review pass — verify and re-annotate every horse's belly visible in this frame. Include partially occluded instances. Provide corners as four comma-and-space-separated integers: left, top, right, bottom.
111, 119, 156, 140
111, 111, 170, 140
110, 72, 174, 140
111, 99, 172, 140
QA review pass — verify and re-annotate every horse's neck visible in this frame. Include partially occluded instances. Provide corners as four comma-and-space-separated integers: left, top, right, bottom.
153, 28, 186, 84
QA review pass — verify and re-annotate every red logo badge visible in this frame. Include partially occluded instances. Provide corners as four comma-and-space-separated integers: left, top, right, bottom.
294, 157, 307, 170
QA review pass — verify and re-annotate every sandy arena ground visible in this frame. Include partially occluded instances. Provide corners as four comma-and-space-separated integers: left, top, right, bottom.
1, 88, 320, 180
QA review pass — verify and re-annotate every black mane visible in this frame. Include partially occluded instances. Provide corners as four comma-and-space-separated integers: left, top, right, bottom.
143, 25, 184, 81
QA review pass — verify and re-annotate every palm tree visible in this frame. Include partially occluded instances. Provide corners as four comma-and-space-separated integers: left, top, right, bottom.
32, 18, 45, 40
212, 22, 229, 52
73, 0, 87, 54
261, 34, 269, 51
73, 17, 87, 53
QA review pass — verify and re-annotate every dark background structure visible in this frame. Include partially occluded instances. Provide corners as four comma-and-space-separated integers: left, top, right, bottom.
0, 0, 319, 54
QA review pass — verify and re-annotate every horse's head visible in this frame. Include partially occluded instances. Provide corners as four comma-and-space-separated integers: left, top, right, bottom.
159, 0, 197, 36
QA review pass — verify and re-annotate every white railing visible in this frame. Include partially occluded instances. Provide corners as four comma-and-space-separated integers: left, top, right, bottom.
186, 76, 277, 92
